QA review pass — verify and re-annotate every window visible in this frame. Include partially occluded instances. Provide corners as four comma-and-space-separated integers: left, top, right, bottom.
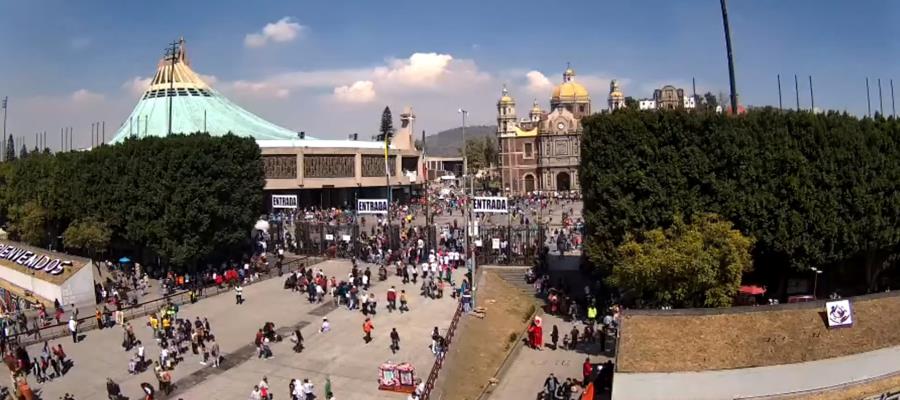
579, 105, 585, 113
524, 143, 533, 158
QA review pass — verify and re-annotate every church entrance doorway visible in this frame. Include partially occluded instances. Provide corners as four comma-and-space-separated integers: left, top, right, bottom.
524, 174, 536, 193
556, 172, 571, 191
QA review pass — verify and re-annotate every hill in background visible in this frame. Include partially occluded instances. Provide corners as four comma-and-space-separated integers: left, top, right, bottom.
423, 125, 495, 157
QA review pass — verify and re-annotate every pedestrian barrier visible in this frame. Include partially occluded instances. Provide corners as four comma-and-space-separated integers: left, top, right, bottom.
421, 300, 464, 400
6, 255, 323, 347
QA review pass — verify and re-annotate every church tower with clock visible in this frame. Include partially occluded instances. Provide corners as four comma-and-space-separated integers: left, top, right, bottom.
496, 65, 591, 195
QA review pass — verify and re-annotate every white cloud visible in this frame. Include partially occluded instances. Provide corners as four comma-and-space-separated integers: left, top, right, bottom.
244, 17, 305, 48
374, 53, 453, 88
71, 89, 104, 103
525, 70, 552, 94
122, 76, 152, 96
230, 80, 290, 99
333, 80, 376, 103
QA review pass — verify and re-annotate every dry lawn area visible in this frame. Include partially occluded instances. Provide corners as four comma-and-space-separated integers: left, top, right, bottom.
436, 270, 535, 400
617, 293, 900, 373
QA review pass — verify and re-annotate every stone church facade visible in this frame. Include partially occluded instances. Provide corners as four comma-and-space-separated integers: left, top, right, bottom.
497, 66, 591, 195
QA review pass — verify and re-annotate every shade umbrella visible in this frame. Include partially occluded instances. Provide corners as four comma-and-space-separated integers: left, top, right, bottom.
739, 285, 766, 296
118, 257, 132, 264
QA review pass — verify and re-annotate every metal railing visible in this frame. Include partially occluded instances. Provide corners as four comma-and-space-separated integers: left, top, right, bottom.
6, 255, 322, 347
421, 301, 464, 400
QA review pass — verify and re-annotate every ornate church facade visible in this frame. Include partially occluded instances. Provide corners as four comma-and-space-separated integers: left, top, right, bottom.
497, 66, 592, 195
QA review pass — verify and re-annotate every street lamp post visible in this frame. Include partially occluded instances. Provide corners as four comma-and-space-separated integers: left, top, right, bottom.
811, 267, 823, 298
458, 108, 475, 308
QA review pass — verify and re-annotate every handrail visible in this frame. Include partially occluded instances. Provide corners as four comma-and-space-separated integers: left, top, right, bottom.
421, 301, 464, 400
6, 255, 321, 346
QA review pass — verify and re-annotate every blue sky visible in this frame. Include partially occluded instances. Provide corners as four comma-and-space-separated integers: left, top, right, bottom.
1, 0, 899, 147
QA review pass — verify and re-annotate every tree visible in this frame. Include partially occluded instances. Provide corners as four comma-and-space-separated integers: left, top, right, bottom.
5, 136, 15, 162
702, 92, 719, 111
18, 144, 27, 159
459, 137, 497, 173
609, 213, 754, 308
580, 108, 900, 295
63, 218, 111, 259
377, 106, 394, 142
414, 139, 424, 151
624, 96, 639, 110
0, 132, 265, 272
7, 201, 48, 246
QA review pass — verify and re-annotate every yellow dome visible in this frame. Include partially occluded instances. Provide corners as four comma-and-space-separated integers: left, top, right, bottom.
499, 95, 514, 104
552, 81, 590, 101
609, 90, 624, 98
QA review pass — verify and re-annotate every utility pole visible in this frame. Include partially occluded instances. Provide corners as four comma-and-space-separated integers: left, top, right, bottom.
777, 74, 783, 110
720, 0, 739, 113
794, 74, 800, 111
422, 129, 432, 250
384, 121, 393, 250
891, 79, 896, 118
878, 78, 884, 116
866, 78, 872, 117
809, 76, 815, 111
167, 40, 179, 136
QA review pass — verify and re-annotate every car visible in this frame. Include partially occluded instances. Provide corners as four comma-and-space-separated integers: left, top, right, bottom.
787, 295, 816, 303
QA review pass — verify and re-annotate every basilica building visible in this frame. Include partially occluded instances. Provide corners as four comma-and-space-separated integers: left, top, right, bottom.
497, 66, 591, 195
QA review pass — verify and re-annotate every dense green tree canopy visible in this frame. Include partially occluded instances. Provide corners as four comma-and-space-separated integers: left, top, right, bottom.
610, 213, 754, 308
581, 108, 900, 293
0, 133, 265, 272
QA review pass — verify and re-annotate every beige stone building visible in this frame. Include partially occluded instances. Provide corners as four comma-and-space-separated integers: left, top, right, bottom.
497, 66, 591, 195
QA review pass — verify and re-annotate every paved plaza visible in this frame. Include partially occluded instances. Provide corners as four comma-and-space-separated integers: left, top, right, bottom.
4, 259, 462, 400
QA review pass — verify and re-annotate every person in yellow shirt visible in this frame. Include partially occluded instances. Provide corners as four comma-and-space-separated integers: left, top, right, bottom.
149, 315, 159, 331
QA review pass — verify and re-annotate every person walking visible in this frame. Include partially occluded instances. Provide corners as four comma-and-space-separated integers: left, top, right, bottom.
399, 289, 409, 313
582, 357, 593, 387
362, 318, 374, 344
386, 286, 397, 312
68, 316, 78, 343
235, 284, 244, 305
390, 328, 400, 354
551, 325, 560, 350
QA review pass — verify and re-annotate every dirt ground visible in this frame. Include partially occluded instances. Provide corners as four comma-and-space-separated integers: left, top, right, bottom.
779, 373, 900, 400
617, 293, 900, 372
436, 271, 535, 400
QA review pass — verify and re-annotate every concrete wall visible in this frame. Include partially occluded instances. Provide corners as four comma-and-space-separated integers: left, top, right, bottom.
0, 261, 95, 308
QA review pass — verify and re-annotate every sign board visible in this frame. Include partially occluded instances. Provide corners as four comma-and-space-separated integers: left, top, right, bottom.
325, 234, 334, 241
825, 299, 853, 329
492, 238, 501, 249
271, 195, 298, 209
342, 235, 351, 242
0, 243, 69, 275
358, 199, 389, 215
474, 239, 483, 247
473, 196, 509, 213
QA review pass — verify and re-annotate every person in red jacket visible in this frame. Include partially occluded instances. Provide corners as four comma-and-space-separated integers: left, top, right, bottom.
363, 318, 374, 343
582, 357, 593, 387
386, 286, 397, 312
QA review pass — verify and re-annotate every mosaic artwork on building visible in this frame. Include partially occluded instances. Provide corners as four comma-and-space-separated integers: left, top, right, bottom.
304, 155, 355, 178
263, 155, 297, 179
362, 155, 395, 177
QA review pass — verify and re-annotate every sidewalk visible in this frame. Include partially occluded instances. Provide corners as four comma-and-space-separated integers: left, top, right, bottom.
612, 346, 900, 400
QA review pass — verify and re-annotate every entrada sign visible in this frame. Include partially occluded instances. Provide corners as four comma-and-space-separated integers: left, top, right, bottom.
358, 199, 389, 215
0, 243, 68, 275
473, 196, 509, 213
272, 195, 298, 209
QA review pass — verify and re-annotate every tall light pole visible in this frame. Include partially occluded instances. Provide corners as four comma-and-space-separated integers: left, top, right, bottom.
811, 267, 823, 298
458, 108, 475, 306
720, 0, 739, 113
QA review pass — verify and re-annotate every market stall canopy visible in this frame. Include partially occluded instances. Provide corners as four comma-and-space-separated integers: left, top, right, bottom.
119, 257, 132, 264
